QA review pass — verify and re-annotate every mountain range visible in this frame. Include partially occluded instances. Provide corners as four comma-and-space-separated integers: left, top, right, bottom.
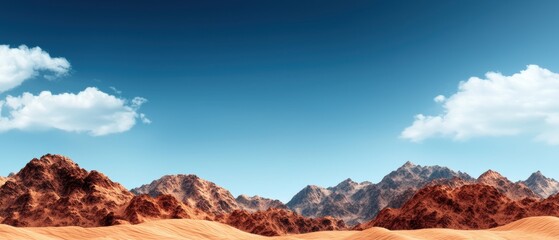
286, 161, 474, 225
0, 155, 343, 236
360, 182, 559, 230
1, 154, 559, 236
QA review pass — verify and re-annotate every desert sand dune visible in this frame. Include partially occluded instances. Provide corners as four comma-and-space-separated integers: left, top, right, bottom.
1, 216, 559, 240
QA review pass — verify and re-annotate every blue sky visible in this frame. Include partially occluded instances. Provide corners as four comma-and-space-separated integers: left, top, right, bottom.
2, 0, 559, 202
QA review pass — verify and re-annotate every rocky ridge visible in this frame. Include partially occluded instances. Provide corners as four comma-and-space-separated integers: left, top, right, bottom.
236, 195, 288, 212
522, 171, 559, 198
0, 154, 135, 227
476, 170, 539, 200
287, 162, 473, 225
217, 208, 346, 236
131, 174, 239, 216
359, 182, 556, 230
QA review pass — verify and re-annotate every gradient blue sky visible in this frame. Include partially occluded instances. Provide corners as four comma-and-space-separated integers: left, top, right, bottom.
2, 0, 559, 202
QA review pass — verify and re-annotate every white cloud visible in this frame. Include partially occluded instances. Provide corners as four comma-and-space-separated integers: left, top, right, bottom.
401, 65, 559, 144
0, 87, 149, 136
109, 86, 122, 95
0, 45, 70, 93
433, 95, 446, 103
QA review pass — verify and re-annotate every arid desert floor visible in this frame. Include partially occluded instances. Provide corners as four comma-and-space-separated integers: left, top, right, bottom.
1, 216, 558, 240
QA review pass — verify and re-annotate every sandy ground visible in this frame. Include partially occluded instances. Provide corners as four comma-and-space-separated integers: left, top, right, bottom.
1, 216, 559, 240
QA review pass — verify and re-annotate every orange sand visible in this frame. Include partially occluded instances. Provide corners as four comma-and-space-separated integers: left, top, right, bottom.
1, 216, 558, 240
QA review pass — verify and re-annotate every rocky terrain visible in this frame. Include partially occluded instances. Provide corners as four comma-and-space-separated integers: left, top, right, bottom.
131, 174, 239, 216
0, 176, 9, 187
360, 181, 559, 230
217, 208, 346, 236
522, 171, 559, 198
117, 194, 208, 225
2, 153, 559, 236
476, 170, 539, 200
236, 195, 287, 212
0, 154, 346, 236
0, 154, 135, 227
129, 173, 342, 235
287, 162, 473, 225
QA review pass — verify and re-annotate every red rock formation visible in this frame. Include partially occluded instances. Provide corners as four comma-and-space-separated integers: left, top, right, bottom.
0, 154, 209, 227
217, 208, 346, 236
477, 170, 539, 200
236, 194, 287, 212
0, 176, 9, 187
0, 154, 343, 237
357, 183, 553, 230
0, 154, 134, 227
287, 162, 473, 225
120, 194, 208, 224
131, 174, 239, 216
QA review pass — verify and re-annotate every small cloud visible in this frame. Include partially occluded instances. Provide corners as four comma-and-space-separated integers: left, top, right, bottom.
401, 65, 559, 144
433, 95, 446, 103
109, 86, 122, 95
131, 97, 147, 109
0, 87, 149, 136
0, 45, 70, 93
139, 113, 151, 124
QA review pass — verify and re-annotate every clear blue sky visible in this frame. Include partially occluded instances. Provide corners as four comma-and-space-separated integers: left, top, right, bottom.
2, 0, 559, 202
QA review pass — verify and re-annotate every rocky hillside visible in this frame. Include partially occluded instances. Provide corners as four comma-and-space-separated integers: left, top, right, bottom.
131, 174, 239, 216
0, 176, 9, 187
236, 195, 287, 212
360, 181, 559, 230
522, 171, 559, 198
476, 170, 539, 200
217, 208, 346, 236
0, 154, 135, 227
359, 184, 525, 230
0, 154, 340, 237
287, 162, 472, 225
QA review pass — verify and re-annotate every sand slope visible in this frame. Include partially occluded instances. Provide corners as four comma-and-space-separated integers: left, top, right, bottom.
1, 216, 559, 240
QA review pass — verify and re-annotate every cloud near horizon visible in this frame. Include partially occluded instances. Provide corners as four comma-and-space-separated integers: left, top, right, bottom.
0, 45, 70, 93
0, 87, 150, 136
401, 65, 559, 144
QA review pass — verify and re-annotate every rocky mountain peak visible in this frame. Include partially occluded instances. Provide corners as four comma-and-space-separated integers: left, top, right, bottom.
287, 162, 473, 225
131, 174, 239, 216
476, 169, 539, 200
527, 171, 546, 181
332, 178, 357, 190
401, 161, 415, 168
523, 171, 559, 198
0, 154, 134, 227
478, 170, 505, 181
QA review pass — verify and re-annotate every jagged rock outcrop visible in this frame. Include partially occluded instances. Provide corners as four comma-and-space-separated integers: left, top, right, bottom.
131, 174, 239, 216
0, 154, 134, 227
0, 154, 211, 227
287, 162, 472, 225
217, 208, 346, 236
476, 170, 540, 200
360, 181, 558, 230
522, 171, 559, 198
0, 176, 8, 187
236, 195, 287, 212
359, 184, 528, 230
120, 194, 208, 224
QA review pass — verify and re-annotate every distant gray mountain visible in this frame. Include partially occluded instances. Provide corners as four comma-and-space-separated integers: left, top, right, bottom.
522, 171, 559, 198
286, 161, 473, 225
